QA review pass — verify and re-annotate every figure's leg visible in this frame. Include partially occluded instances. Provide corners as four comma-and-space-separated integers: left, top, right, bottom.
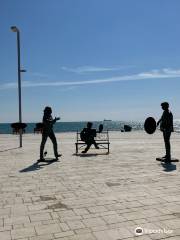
163, 131, 171, 161
40, 134, 48, 159
166, 132, 171, 159
49, 131, 59, 158
92, 139, 99, 149
82, 141, 92, 153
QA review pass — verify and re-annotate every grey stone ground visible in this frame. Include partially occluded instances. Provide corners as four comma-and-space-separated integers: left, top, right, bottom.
0, 131, 180, 240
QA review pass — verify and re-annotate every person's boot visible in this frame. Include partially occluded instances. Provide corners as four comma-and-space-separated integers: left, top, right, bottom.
82, 147, 88, 153
95, 145, 99, 149
164, 156, 171, 163
55, 154, 62, 160
38, 157, 46, 162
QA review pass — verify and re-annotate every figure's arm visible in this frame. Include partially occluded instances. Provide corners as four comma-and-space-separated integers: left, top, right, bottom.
52, 117, 60, 124
43, 115, 57, 126
157, 113, 163, 126
170, 113, 174, 132
157, 118, 161, 126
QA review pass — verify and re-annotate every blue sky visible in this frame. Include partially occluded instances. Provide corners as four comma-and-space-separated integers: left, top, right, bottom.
1, 0, 180, 122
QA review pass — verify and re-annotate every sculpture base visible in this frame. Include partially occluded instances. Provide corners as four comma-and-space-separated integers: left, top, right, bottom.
156, 157, 179, 162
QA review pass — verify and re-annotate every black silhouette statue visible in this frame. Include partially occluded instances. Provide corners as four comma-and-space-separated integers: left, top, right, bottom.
39, 106, 61, 161
121, 125, 132, 132
157, 102, 174, 163
80, 122, 103, 153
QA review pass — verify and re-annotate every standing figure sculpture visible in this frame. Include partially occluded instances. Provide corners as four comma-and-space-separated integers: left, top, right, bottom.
157, 102, 174, 163
39, 106, 61, 161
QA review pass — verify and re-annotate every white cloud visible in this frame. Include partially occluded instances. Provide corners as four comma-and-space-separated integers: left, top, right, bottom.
61, 65, 134, 73
30, 72, 50, 78
1, 68, 180, 90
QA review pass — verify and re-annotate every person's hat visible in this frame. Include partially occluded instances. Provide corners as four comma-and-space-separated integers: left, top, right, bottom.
87, 122, 93, 128
44, 106, 52, 113
161, 102, 169, 108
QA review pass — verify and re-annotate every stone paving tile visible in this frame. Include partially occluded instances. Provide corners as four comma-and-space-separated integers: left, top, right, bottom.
12, 224, 24, 230
59, 222, 70, 231
93, 227, 133, 240
108, 220, 135, 230
54, 238, 69, 240
11, 226, 36, 239
4, 215, 30, 225
0, 208, 11, 217
165, 237, 180, 240
29, 234, 54, 240
67, 220, 86, 230
99, 210, 117, 216
23, 221, 42, 228
133, 219, 148, 225
35, 223, 61, 235
29, 212, 52, 222
60, 215, 83, 222
68, 232, 96, 240
102, 214, 126, 224
11, 204, 28, 216
73, 208, 89, 216
82, 217, 107, 227
88, 206, 108, 213
141, 209, 162, 218
0, 231, 11, 240
28, 204, 47, 212
54, 230, 74, 238
42, 219, 59, 225
0, 219, 3, 227
0, 226, 12, 232
82, 213, 100, 219
134, 236, 152, 240
122, 211, 145, 221
74, 227, 92, 234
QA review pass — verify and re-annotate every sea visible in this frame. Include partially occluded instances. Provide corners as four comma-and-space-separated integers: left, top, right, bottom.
0, 120, 180, 134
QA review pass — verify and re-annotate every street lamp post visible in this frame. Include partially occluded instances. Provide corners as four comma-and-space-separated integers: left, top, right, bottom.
11, 26, 26, 148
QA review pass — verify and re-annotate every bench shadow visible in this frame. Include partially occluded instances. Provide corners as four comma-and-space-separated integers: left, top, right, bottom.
161, 162, 177, 172
73, 152, 109, 157
0, 147, 19, 152
19, 159, 59, 173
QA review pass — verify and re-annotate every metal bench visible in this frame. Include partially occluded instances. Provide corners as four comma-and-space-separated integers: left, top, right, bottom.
75, 130, 110, 154
11, 122, 27, 134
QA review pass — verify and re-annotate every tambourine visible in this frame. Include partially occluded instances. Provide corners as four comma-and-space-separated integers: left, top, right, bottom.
144, 117, 156, 134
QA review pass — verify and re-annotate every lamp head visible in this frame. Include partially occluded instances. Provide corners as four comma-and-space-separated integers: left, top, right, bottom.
11, 26, 19, 32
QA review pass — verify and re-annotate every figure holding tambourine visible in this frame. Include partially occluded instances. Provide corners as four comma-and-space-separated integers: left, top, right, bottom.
157, 102, 174, 163
39, 106, 61, 161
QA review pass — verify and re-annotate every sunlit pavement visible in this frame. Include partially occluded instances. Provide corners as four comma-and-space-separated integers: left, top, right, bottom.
0, 131, 180, 240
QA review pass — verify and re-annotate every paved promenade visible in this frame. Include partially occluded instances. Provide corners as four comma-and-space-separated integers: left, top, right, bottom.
0, 131, 180, 240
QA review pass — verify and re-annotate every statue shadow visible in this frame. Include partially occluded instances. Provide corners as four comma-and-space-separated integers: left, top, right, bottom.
161, 162, 177, 172
73, 152, 109, 157
19, 158, 59, 173
0, 147, 19, 152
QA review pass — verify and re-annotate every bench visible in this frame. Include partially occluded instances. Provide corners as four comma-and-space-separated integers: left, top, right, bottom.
11, 122, 27, 134
75, 130, 110, 154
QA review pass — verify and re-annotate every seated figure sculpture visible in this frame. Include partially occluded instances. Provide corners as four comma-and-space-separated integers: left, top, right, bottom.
80, 122, 99, 153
